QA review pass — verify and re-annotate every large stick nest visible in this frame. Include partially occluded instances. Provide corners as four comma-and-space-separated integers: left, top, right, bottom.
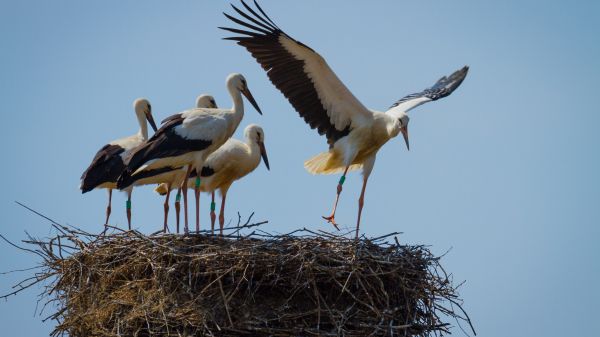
2, 217, 474, 337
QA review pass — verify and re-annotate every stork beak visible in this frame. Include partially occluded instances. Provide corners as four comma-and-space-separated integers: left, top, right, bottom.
146, 111, 158, 132
401, 126, 410, 151
241, 86, 263, 115
258, 141, 270, 170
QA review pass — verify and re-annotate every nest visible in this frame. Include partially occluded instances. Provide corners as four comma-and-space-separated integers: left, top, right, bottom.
2, 214, 474, 337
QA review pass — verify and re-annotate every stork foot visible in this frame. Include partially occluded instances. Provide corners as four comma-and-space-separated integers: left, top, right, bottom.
322, 215, 340, 230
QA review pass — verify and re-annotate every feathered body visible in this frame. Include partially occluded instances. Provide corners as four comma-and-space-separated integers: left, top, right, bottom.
80, 99, 157, 193
221, 1, 468, 237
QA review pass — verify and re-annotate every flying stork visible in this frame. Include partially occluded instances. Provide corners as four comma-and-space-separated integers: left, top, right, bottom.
157, 123, 270, 235
80, 98, 158, 230
221, 1, 469, 238
115, 94, 218, 233
117, 73, 262, 234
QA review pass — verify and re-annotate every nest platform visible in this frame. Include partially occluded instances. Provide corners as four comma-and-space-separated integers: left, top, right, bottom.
3, 220, 473, 337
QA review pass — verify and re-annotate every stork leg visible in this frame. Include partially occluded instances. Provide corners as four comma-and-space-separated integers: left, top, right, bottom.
210, 191, 216, 236
219, 191, 227, 237
322, 166, 350, 230
126, 189, 132, 230
194, 177, 201, 233
355, 175, 369, 240
181, 165, 193, 234
175, 188, 181, 234
163, 183, 171, 233
104, 189, 112, 226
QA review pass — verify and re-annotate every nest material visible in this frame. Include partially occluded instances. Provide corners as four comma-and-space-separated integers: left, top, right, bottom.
4, 219, 473, 337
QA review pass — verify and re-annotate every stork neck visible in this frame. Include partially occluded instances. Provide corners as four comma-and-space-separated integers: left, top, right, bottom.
136, 113, 149, 140
228, 85, 245, 120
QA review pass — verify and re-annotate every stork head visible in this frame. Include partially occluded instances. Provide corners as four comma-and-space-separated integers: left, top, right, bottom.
196, 94, 218, 109
245, 124, 270, 170
133, 98, 158, 132
227, 73, 263, 115
397, 112, 410, 151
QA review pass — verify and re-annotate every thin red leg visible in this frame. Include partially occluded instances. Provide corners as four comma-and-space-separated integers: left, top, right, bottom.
195, 177, 200, 233
175, 187, 181, 233
163, 183, 171, 233
355, 176, 369, 240
322, 166, 350, 230
219, 192, 227, 236
210, 191, 216, 235
105, 189, 112, 226
181, 165, 193, 234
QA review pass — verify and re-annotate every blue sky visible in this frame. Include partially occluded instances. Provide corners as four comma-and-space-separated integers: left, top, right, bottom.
1, 1, 599, 336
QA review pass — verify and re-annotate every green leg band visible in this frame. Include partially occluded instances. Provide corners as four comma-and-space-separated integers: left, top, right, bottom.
195, 177, 201, 188
210, 201, 216, 211
175, 193, 181, 202
126, 200, 131, 209
339, 175, 346, 185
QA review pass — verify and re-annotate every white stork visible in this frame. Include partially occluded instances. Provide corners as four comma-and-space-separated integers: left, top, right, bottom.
117, 73, 262, 234
80, 98, 158, 230
156, 124, 270, 235
115, 94, 218, 233
221, 1, 469, 238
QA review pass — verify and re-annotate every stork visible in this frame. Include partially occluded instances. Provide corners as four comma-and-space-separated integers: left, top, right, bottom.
221, 1, 468, 238
115, 94, 218, 233
80, 98, 158, 230
157, 124, 269, 235
117, 73, 262, 234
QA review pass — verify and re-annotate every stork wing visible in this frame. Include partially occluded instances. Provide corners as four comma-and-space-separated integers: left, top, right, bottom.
387, 66, 468, 114
220, 0, 372, 146
122, 110, 214, 176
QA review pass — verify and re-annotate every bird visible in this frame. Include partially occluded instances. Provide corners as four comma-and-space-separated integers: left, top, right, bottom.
117, 73, 262, 234
156, 124, 270, 235
80, 98, 158, 230
115, 94, 218, 233
221, 0, 469, 238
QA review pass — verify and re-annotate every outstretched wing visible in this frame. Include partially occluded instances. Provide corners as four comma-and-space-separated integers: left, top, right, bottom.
220, 0, 372, 147
387, 66, 469, 114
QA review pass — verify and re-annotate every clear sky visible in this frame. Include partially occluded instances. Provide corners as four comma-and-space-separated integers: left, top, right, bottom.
1, 1, 598, 336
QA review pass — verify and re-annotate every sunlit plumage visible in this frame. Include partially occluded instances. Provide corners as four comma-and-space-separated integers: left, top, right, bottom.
117, 74, 262, 233
222, 0, 468, 238
80, 98, 158, 230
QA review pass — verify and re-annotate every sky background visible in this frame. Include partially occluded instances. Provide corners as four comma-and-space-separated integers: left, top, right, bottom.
1, 1, 599, 336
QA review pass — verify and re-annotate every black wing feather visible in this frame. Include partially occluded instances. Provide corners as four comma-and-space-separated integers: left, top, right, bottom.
221, 1, 350, 147
117, 114, 211, 189
390, 66, 469, 109
80, 144, 125, 193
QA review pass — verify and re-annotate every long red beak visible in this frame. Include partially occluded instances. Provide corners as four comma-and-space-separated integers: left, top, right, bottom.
242, 87, 262, 115
401, 126, 409, 151
259, 141, 270, 170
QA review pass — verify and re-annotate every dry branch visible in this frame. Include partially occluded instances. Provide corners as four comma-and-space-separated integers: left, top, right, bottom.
2, 218, 474, 337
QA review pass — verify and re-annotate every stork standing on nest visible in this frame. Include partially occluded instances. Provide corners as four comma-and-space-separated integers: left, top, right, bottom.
117, 73, 262, 233
116, 94, 218, 233
221, 0, 468, 238
80, 98, 158, 230
157, 124, 270, 235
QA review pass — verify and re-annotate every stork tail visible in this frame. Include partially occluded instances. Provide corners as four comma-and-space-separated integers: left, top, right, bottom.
304, 152, 362, 175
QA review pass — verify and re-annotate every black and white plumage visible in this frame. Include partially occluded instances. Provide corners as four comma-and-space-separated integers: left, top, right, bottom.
115, 95, 218, 233
117, 74, 262, 233
80, 98, 158, 229
221, 1, 469, 238
388, 66, 469, 113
